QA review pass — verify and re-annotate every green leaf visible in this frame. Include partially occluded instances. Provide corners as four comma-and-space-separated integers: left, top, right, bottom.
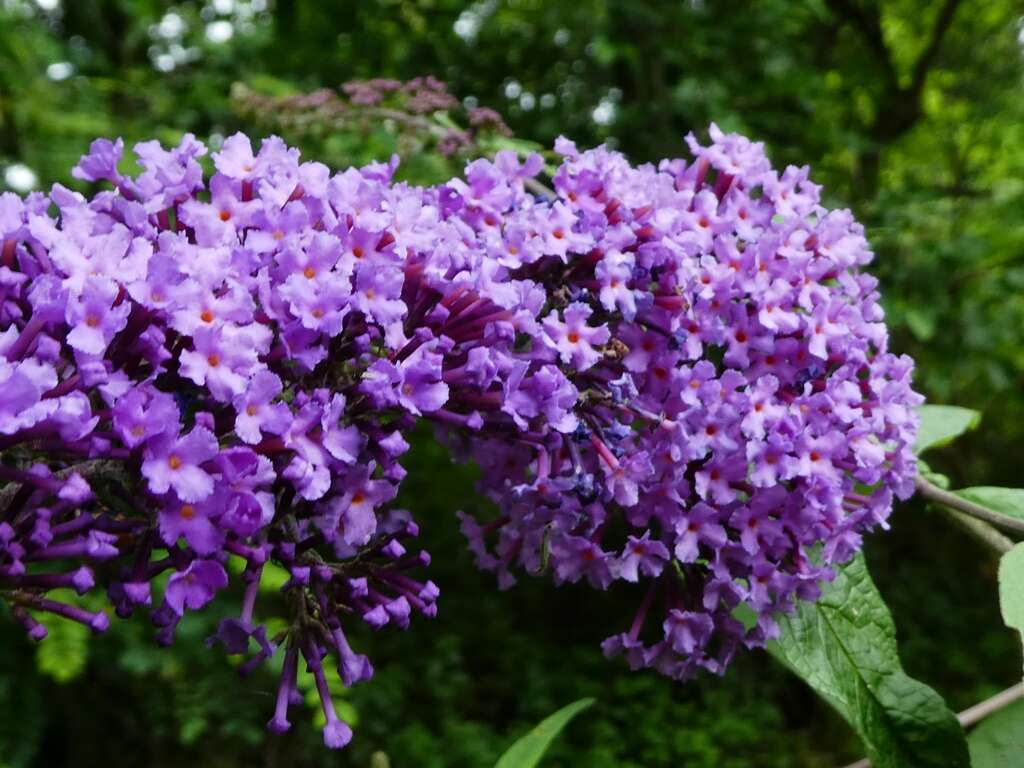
770, 554, 968, 767
969, 698, 1024, 767
35, 614, 90, 683
998, 543, 1024, 645
915, 405, 981, 455
959, 488, 1024, 521
493, 698, 594, 768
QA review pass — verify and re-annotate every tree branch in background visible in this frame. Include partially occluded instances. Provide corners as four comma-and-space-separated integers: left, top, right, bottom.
825, 0, 899, 88
910, 0, 963, 97
825, 0, 963, 198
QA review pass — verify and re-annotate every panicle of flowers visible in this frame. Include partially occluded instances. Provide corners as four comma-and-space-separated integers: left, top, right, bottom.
449, 123, 923, 681
0, 131, 548, 748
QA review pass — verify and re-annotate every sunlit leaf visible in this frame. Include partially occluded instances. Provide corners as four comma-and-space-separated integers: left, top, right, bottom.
915, 405, 981, 455
494, 698, 594, 768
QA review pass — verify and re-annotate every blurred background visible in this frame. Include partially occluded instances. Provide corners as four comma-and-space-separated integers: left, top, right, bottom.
2, 1, 1024, 766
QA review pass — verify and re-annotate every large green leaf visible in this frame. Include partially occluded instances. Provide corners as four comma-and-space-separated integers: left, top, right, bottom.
493, 698, 594, 768
959, 488, 1024, 521
771, 554, 968, 767
969, 698, 1024, 768
998, 543, 1024, 648
915, 405, 982, 455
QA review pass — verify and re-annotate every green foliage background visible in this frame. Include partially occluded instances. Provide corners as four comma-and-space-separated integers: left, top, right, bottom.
1, 1, 1022, 765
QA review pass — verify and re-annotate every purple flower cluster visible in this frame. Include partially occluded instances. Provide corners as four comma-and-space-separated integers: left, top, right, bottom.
450, 125, 922, 680
0, 122, 920, 744
0, 133, 543, 747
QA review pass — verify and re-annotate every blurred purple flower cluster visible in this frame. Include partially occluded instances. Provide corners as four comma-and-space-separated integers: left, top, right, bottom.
233, 77, 512, 164
0, 123, 920, 746
451, 125, 922, 681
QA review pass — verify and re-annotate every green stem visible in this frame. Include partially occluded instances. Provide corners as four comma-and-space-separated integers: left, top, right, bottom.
935, 505, 1014, 554
915, 475, 1024, 538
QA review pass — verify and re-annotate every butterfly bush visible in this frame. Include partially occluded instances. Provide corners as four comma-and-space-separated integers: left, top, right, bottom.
0, 123, 920, 746
450, 126, 922, 680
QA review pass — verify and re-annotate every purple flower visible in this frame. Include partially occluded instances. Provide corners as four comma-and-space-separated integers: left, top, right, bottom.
158, 497, 224, 555
600, 448, 654, 508
542, 302, 611, 371
501, 362, 579, 433
362, 344, 448, 415
72, 138, 124, 184
165, 559, 229, 615
673, 504, 728, 563
233, 371, 292, 444
65, 277, 131, 355
663, 610, 714, 655
212, 132, 258, 180
315, 465, 395, 549
550, 535, 614, 589
112, 387, 180, 449
617, 532, 669, 582
141, 427, 219, 502
179, 326, 261, 402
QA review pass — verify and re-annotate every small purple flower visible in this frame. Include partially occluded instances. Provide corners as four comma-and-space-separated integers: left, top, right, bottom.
212, 132, 258, 180
362, 344, 448, 415
181, 326, 262, 402
663, 610, 714, 655
165, 559, 229, 615
71, 137, 124, 184
673, 503, 728, 563
65, 277, 131, 355
233, 371, 292, 444
158, 497, 224, 555
617, 531, 669, 582
112, 386, 180, 449
141, 427, 219, 502
501, 362, 579, 433
550, 535, 614, 589
542, 302, 611, 371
